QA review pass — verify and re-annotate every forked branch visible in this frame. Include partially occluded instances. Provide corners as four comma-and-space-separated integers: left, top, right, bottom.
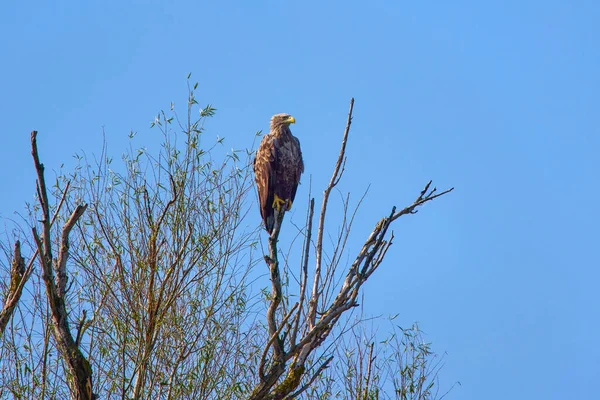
31, 130, 94, 400
250, 99, 454, 400
1, 176, 74, 337
310, 98, 354, 329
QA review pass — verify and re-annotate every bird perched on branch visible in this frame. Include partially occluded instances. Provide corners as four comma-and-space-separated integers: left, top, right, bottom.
254, 113, 304, 234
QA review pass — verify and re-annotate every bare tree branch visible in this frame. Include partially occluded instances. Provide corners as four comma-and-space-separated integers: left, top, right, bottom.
249, 99, 453, 399
310, 98, 354, 330
392, 180, 454, 222
291, 197, 314, 347
363, 342, 376, 399
259, 303, 298, 381
0, 241, 26, 334
31, 130, 94, 400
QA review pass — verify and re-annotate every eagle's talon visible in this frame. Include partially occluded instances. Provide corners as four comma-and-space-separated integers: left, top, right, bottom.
273, 195, 286, 212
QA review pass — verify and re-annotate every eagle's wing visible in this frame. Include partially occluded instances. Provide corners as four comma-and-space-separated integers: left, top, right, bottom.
290, 136, 304, 204
293, 136, 304, 176
254, 135, 277, 232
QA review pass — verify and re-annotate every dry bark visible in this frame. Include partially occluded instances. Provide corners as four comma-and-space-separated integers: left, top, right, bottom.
30, 131, 94, 400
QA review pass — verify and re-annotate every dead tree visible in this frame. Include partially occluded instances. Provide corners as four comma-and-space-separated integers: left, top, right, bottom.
249, 99, 454, 399
30, 131, 94, 400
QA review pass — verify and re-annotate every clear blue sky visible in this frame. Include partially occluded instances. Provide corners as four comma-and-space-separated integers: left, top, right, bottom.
1, 1, 598, 398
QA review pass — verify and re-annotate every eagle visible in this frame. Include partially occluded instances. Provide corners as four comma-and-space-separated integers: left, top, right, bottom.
254, 113, 304, 234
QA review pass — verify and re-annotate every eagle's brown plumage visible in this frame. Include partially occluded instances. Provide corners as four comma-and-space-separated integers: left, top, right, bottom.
254, 113, 304, 234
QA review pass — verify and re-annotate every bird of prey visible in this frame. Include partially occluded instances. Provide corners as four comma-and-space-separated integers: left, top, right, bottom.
253, 113, 304, 234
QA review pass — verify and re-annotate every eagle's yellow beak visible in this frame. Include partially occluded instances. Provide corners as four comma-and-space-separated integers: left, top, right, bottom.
286, 116, 296, 124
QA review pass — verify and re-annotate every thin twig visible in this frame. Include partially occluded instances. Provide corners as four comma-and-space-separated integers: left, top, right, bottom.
392, 181, 454, 222
310, 98, 354, 329
291, 197, 314, 346
363, 342, 376, 399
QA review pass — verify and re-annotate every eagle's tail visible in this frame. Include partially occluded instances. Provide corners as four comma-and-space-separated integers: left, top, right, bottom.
265, 215, 275, 235
266, 195, 287, 234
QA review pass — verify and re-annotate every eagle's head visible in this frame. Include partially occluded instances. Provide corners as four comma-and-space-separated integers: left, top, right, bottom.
270, 113, 296, 130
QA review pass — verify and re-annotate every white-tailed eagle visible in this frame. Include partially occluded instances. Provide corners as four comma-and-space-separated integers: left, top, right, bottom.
253, 113, 304, 234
